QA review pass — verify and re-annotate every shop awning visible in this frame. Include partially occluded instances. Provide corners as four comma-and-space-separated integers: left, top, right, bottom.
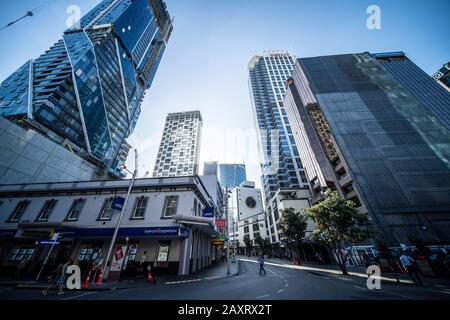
172, 215, 219, 236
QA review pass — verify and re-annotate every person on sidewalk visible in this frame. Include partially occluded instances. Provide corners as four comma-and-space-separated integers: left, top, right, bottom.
15, 257, 30, 278
258, 255, 266, 276
139, 251, 148, 277
399, 251, 423, 286
43, 258, 72, 295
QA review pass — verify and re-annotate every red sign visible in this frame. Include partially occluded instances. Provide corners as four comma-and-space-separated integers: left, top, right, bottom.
114, 245, 123, 261
215, 219, 226, 228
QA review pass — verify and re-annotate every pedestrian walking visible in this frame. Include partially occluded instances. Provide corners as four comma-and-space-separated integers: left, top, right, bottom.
399, 251, 423, 286
15, 257, 30, 278
139, 251, 148, 277
258, 255, 266, 276
43, 258, 72, 295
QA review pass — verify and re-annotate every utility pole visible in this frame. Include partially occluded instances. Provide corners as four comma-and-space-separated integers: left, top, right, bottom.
102, 149, 138, 282
225, 187, 231, 275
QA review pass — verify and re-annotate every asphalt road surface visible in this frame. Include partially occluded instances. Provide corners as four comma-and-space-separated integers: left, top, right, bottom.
1, 259, 450, 300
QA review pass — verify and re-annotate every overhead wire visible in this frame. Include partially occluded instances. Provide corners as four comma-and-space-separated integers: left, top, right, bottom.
0, 0, 60, 32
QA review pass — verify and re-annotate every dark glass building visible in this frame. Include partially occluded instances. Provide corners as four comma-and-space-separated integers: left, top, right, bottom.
284, 52, 450, 245
0, 0, 172, 178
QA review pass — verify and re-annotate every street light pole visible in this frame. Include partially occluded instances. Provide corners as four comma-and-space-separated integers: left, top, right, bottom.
225, 187, 231, 275
102, 150, 138, 282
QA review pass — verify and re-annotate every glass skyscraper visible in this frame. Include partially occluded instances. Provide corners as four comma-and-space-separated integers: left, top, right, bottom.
0, 0, 172, 178
218, 164, 247, 189
248, 51, 308, 204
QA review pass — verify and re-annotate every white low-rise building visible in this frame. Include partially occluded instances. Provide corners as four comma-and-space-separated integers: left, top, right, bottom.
0, 176, 221, 278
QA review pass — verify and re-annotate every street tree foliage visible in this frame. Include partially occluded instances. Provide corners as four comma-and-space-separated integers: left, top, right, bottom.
303, 190, 373, 275
278, 208, 308, 263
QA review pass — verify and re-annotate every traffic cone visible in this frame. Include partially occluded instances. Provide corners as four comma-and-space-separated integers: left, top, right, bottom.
147, 271, 155, 283
82, 268, 93, 289
96, 266, 104, 285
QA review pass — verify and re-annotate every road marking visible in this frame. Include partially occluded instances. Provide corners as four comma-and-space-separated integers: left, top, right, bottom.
166, 279, 202, 285
255, 294, 269, 299
62, 291, 97, 300
277, 289, 284, 293
265, 267, 277, 275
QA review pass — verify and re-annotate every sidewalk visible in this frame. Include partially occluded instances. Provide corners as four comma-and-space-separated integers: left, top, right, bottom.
239, 255, 450, 288
0, 261, 239, 291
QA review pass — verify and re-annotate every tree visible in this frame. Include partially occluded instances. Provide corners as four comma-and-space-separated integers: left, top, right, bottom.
303, 190, 373, 275
278, 208, 308, 264
243, 235, 252, 256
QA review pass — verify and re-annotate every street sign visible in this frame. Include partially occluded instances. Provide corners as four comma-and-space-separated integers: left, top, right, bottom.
111, 196, 126, 211
215, 219, 226, 228
202, 207, 214, 218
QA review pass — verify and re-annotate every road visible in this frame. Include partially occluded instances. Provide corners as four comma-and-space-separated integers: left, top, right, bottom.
1, 259, 450, 300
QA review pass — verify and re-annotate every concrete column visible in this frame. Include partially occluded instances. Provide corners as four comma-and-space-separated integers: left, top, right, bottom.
178, 232, 192, 276
192, 230, 198, 272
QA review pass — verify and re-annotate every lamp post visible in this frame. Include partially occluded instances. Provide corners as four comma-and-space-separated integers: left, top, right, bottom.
102, 149, 138, 282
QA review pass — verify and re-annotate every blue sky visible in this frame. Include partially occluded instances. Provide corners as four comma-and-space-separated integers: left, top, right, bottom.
0, 0, 449, 187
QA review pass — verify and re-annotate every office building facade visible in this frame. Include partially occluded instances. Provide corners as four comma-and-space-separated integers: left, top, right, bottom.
284, 52, 450, 246
218, 163, 247, 189
0, 0, 173, 181
153, 111, 202, 177
248, 51, 308, 205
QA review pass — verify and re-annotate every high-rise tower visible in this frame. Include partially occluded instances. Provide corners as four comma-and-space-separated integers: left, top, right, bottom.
0, 0, 173, 179
153, 111, 203, 177
248, 51, 308, 204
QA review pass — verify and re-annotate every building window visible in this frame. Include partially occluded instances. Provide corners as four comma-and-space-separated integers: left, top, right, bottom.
244, 226, 250, 234
193, 199, 197, 216
98, 198, 114, 221
66, 199, 86, 221
162, 196, 178, 218
7, 200, 30, 223
7, 247, 35, 263
253, 223, 260, 232
131, 196, 148, 219
36, 200, 58, 222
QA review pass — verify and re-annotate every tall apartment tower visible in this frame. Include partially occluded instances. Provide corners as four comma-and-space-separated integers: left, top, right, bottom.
283, 51, 450, 246
218, 164, 247, 189
248, 51, 308, 205
0, 0, 172, 181
153, 111, 203, 177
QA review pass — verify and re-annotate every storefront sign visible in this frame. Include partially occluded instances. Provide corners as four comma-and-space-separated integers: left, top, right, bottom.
202, 207, 214, 218
215, 219, 226, 228
0, 229, 18, 238
40, 240, 60, 245
111, 196, 126, 211
110, 245, 127, 272
55, 227, 189, 238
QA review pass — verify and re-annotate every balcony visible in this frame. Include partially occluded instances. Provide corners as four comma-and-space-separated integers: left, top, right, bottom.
338, 174, 352, 188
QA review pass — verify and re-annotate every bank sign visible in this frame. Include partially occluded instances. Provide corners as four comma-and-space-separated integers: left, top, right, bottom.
55, 227, 189, 238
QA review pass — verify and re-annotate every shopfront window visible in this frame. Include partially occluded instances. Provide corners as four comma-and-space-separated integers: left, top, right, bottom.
36, 199, 58, 222
155, 241, 170, 267
162, 196, 178, 218
8, 247, 35, 262
78, 246, 102, 263
7, 200, 30, 223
